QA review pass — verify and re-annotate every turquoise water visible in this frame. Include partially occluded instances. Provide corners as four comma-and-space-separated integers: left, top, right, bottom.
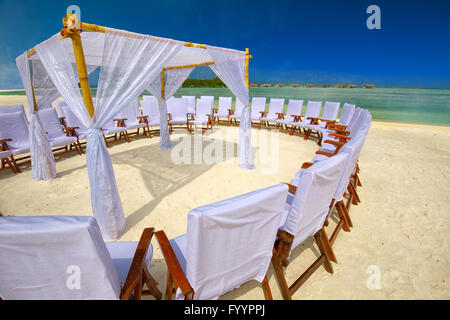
174, 87, 450, 126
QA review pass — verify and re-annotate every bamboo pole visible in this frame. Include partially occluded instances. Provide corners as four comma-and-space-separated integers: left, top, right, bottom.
245, 48, 250, 88
164, 61, 215, 71
61, 14, 95, 118
161, 69, 165, 100
69, 29, 95, 118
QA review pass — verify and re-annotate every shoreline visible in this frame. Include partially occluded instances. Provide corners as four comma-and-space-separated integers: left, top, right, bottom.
0, 94, 449, 128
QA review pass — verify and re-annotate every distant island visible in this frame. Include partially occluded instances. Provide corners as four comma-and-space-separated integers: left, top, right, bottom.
251, 83, 376, 89
181, 77, 376, 88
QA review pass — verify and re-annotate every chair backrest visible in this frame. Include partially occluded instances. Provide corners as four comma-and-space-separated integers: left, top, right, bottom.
200, 96, 214, 104
167, 97, 187, 118
321, 101, 340, 121
0, 111, 30, 152
234, 98, 245, 115
285, 99, 303, 116
251, 97, 266, 116
282, 153, 348, 250
347, 108, 366, 135
346, 107, 361, 130
339, 103, 355, 126
333, 134, 366, 202
267, 98, 285, 117
58, 103, 88, 132
0, 216, 121, 300
38, 107, 66, 139
304, 101, 322, 119
141, 96, 160, 122
218, 97, 232, 114
118, 98, 140, 123
0, 104, 28, 124
182, 96, 196, 114
186, 183, 288, 300
195, 98, 213, 118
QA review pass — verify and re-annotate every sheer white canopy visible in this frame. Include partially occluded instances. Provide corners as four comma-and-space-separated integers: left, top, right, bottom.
17, 25, 253, 240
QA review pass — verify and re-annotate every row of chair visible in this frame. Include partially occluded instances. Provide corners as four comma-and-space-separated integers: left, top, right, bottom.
0, 102, 372, 300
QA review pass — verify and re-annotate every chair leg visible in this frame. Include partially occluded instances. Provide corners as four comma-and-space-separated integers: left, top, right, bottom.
337, 200, 353, 228
165, 270, 174, 300
261, 276, 273, 300
142, 267, 162, 300
271, 255, 292, 300
314, 229, 334, 274
4, 157, 17, 174
10, 155, 21, 173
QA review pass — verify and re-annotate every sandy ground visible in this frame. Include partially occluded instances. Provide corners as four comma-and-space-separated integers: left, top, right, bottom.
0, 96, 449, 300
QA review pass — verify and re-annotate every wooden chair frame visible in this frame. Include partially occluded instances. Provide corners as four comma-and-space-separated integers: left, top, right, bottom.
271, 182, 343, 300
120, 228, 162, 300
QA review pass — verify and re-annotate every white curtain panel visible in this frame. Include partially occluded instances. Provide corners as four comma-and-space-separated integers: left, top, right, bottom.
206, 46, 254, 170
147, 66, 193, 149
35, 30, 183, 239
16, 53, 56, 181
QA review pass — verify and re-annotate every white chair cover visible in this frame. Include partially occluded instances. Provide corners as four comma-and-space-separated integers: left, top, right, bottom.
141, 96, 160, 126
291, 101, 322, 127
182, 96, 196, 115
250, 97, 267, 120
230, 98, 245, 118
190, 98, 213, 125
0, 111, 30, 156
167, 97, 188, 124
118, 99, 146, 130
0, 104, 29, 124
38, 107, 77, 147
261, 98, 285, 121
276, 99, 303, 125
0, 216, 121, 300
57, 102, 89, 140
171, 183, 288, 300
282, 153, 348, 251
339, 103, 356, 126
217, 97, 232, 116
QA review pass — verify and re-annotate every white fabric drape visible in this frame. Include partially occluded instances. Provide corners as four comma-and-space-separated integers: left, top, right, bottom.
146, 67, 194, 149
35, 30, 184, 240
16, 53, 56, 181
207, 46, 254, 170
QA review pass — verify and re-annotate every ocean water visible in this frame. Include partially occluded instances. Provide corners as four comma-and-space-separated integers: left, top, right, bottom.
174, 87, 450, 126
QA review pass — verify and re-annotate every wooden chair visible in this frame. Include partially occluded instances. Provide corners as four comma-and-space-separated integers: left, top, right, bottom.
271, 153, 348, 300
0, 216, 161, 300
228, 98, 245, 126
275, 99, 303, 132
0, 111, 32, 169
213, 97, 232, 125
0, 148, 19, 174
289, 101, 322, 137
304, 101, 340, 142
38, 107, 83, 156
116, 98, 150, 140
188, 98, 214, 133
250, 97, 267, 128
155, 184, 289, 300
141, 95, 161, 136
260, 98, 285, 128
167, 97, 190, 133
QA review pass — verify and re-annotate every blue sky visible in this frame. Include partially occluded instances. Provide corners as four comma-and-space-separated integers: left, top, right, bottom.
0, 0, 449, 89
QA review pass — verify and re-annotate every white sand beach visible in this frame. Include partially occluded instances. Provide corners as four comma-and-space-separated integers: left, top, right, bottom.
0, 96, 449, 299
